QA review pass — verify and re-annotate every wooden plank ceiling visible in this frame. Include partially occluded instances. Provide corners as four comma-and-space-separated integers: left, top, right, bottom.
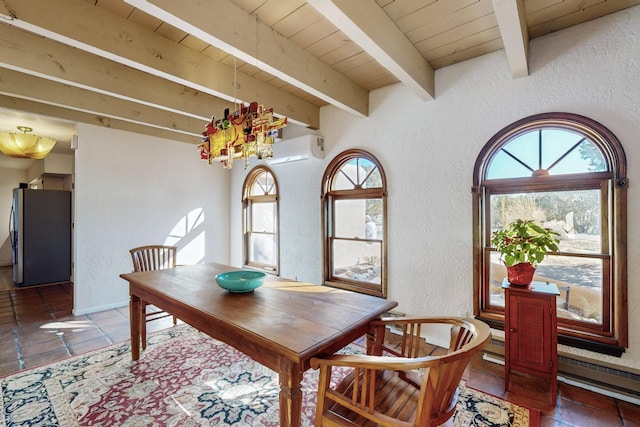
0, 0, 637, 147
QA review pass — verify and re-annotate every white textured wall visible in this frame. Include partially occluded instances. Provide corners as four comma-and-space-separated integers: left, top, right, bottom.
73, 123, 230, 314
231, 6, 640, 369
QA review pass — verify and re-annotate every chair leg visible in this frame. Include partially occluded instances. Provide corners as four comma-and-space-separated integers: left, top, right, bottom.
139, 303, 176, 351
141, 303, 147, 350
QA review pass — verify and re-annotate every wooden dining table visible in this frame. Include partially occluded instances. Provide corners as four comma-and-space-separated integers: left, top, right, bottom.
120, 263, 397, 427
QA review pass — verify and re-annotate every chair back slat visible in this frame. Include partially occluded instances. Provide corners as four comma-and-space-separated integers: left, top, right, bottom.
450, 325, 475, 352
130, 245, 177, 272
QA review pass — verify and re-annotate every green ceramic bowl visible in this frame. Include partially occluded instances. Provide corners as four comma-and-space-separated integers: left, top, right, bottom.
215, 271, 266, 293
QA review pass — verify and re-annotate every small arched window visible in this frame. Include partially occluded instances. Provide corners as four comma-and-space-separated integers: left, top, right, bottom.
242, 166, 279, 274
322, 149, 387, 297
472, 113, 628, 355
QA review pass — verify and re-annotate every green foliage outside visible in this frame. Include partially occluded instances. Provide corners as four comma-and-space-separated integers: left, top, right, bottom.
491, 190, 600, 235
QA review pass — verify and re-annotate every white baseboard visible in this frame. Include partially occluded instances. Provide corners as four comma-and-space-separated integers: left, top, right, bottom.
72, 300, 128, 316
556, 374, 640, 405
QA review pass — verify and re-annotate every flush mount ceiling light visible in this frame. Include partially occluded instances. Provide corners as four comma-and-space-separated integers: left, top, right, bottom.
0, 126, 57, 159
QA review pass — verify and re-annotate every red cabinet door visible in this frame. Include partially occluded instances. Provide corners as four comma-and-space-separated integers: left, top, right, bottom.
508, 291, 553, 373
504, 282, 558, 404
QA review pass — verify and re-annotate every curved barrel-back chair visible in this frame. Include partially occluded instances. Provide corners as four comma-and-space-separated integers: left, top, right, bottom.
311, 316, 491, 427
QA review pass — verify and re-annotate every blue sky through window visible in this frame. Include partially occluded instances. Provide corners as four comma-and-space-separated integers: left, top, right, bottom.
486, 128, 607, 179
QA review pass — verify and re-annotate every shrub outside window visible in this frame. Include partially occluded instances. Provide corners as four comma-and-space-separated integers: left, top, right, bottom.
322, 149, 387, 297
472, 113, 627, 356
243, 166, 279, 274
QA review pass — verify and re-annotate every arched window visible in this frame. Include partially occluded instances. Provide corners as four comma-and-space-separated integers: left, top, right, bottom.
322, 149, 387, 297
242, 166, 279, 274
472, 113, 628, 355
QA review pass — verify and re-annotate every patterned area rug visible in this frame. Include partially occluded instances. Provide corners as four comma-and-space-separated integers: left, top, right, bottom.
1, 324, 538, 426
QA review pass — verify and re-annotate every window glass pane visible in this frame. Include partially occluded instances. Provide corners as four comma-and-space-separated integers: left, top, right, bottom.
366, 199, 382, 240
541, 131, 593, 174
250, 172, 275, 196
489, 252, 603, 324
486, 129, 607, 179
363, 165, 382, 189
537, 255, 603, 324
498, 131, 539, 171
489, 252, 507, 308
332, 239, 381, 284
488, 254, 506, 308
490, 189, 602, 254
332, 158, 381, 190
249, 233, 277, 265
488, 150, 534, 179
335, 199, 382, 240
251, 202, 276, 233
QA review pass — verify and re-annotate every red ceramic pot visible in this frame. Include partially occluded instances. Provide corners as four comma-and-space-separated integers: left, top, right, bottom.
506, 262, 536, 285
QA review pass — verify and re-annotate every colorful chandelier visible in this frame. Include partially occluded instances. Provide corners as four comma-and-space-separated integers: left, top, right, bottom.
198, 102, 287, 169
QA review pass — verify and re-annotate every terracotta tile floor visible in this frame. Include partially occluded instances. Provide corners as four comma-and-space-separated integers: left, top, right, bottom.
1, 282, 639, 426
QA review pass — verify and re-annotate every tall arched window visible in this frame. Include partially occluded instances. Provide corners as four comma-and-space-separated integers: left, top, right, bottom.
472, 113, 628, 356
322, 149, 387, 297
243, 166, 279, 274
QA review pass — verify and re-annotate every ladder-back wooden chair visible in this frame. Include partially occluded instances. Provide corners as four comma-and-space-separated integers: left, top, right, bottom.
311, 317, 491, 427
129, 245, 178, 349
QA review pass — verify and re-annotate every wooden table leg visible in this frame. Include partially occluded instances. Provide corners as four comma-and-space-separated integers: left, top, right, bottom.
368, 323, 385, 355
278, 358, 303, 427
130, 293, 141, 361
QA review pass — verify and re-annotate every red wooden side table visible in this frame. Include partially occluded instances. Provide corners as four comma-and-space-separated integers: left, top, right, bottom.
503, 280, 560, 404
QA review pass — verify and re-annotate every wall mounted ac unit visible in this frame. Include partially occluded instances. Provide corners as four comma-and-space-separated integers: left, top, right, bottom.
267, 134, 324, 165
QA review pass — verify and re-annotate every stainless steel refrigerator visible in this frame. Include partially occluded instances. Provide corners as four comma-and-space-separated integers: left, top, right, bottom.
10, 188, 71, 287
